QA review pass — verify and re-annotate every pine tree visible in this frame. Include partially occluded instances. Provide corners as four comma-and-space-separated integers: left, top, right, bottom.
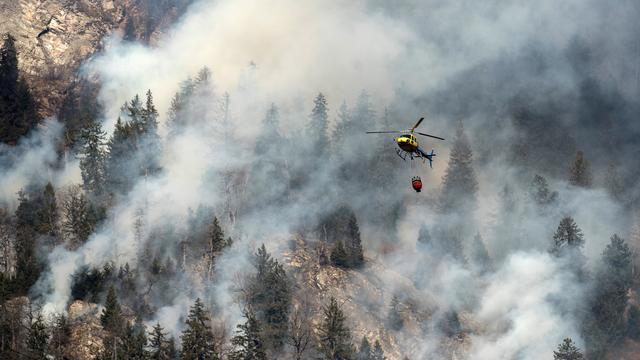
604, 162, 624, 203
308, 93, 330, 158
317, 297, 353, 360
439, 121, 478, 214
0, 33, 39, 144
550, 217, 585, 256
345, 211, 364, 267
27, 312, 49, 359
106, 117, 137, 194
79, 120, 107, 198
36, 182, 59, 239
180, 298, 218, 360
470, 233, 491, 270
140, 89, 162, 176
149, 322, 171, 360
529, 174, 558, 207
584, 234, 634, 355
229, 309, 267, 360
49, 314, 71, 359
568, 151, 592, 188
122, 321, 149, 360
371, 340, 385, 360
356, 337, 371, 360
388, 295, 403, 331
14, 190, 40, 294
332, 101, 350, 156
330, 241, 350, 268
248, 245, 291, 351
553, 338, 583, 360
101, 285, 124, 334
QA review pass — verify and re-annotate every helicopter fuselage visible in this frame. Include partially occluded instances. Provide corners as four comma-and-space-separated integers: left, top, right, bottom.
396, 134, 418, 153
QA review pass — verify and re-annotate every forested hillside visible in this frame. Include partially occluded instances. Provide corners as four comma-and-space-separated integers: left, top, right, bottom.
1, 0, 640, 359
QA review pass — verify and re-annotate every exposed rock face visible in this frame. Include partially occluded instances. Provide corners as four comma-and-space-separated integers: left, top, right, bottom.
0, 0, 192, 118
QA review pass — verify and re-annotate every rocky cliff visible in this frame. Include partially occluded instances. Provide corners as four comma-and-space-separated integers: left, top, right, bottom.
0, 0, 192, 118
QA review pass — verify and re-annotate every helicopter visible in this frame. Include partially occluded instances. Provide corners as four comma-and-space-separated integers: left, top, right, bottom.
366, 117, 444, 168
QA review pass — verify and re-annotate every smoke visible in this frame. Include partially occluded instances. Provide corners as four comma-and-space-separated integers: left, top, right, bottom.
3, 0, 636, 358
0, 119, 80, 207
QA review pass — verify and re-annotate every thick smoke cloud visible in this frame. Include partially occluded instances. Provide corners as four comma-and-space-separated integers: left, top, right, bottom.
9, 0, 637, 359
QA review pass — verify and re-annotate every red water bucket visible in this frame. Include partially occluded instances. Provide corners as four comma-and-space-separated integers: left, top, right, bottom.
412, 177, 422, 192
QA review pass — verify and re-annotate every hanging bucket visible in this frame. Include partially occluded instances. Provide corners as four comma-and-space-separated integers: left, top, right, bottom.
411, 176, 422, 192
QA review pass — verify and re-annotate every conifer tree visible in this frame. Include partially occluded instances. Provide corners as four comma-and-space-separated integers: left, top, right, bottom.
388, 295, 403, 331
550, 217, 585, 256
568, 151, 592, 188
330, 241, 349, 268
180, 298, 218, 360
37, 182, 59, 239
308, 93, 330, 158
604, 162, 624, 203
356, 337, 371, 360
317, 297, 353, 360
332, 101, 350, 156
14, 190, 40, 294
140, 89, 162, 176
529, 174, 558, 207
0, 33, 39, 144
439, 120, 477, 214
101, 285, 124, 334
106, 117, 136, 194
229, 309, 267, 360
27, 312, 49, 359
553, 338, 583, 360
344, 211, 364, 267
149, 322, 171, 360
122, 321, 149, 360
371, 340, 385, 360
248, 245, 291, 351
470, 233, 491, 270
49, 314, 71, 359
584, 234, 634, 355
79, 120, 107, 197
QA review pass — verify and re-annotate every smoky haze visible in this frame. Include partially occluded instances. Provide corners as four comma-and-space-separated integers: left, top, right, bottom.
2, 0, 639, 359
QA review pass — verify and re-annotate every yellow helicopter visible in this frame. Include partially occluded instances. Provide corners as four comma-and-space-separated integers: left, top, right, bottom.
366, 117, 444, 168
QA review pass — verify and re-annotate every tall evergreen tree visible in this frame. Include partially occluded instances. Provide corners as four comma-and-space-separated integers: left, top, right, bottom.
79, 120, 107, 198
356, 337, 371, 360
49, 314, 71, 359
371, 340, 385, 360
101, 285, 124, 334
439, 121, 478, 214
330, 241, 350, 268
14, 190, 40, 294
140, 89, 162, 176
229, 309, 267, 360
584, 234, 634, 356
553, 338, 583, 360
106, 117, 137, 194
248, 245, 291, 351
0, 33, 39, 144
317, 297, 353, 360
470, 233, 491, 270
307, 93, 330, 158
36, 182, 59, 240
27, 312, 49, 360
122, 321, 149, 360
180, 298, 218, 360
550, 217, 585, 256
388, 295, 403, 331
604, 162, 624, 203
148, 323, 171, 360
529, 174, 558, 207
568, 151, 592, 188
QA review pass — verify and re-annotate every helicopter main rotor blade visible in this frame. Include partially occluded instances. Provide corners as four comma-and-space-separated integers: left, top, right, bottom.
415, 131, 445, 140
366, 131, 403, 134
410, 117, 424, 130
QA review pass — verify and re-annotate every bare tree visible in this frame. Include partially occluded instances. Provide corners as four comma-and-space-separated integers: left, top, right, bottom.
287, 292, 315, 360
